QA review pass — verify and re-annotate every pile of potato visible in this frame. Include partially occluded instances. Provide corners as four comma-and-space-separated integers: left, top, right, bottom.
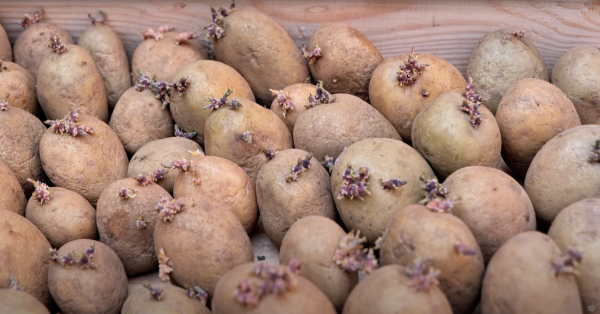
1, 3, 600, 314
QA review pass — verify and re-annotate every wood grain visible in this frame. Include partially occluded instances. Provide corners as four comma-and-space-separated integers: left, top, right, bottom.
0, 0, 599, 75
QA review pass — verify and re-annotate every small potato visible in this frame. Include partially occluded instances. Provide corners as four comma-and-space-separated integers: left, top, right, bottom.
0, 289, 50, 314
270, 83, 316, 134
0, 23, 11, 61
0, 61, 37, 115
0, 161, 26, 215
122, 282, 211, 314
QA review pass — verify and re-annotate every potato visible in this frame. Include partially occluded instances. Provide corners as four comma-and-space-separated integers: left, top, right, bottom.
467, 29, 549, 115
109, 87, 174, 155
331, 138, 434, 243
0, 289, 50, 314
0, 161, 26, 215
0, 210, 52, 306
0, 23, 11, 61
380, 204, 484, 314
169, 59, 255, 144
443, 166, 536, 262
154, 195, 254, 297
173, 155, 258, 234
211, 8, 309, 106
548, 198, 600, 311
26, 186, 97, 248
370, 49, 467, 142
525, 125, 600, 223
481, 231, 582, 314
48, 239, 128, 314
0, 61, 37, 115
294, 93, 401, 162
280, 216, 358, 311
270, 83, 316, 134
122, 282, 210, 314
342, 265, 453, 314
40, 113, 128, 206
204, 97, 293, 182
212, 262, 337, 314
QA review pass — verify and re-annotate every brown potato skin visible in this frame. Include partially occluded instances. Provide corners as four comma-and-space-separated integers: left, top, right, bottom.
212, 262, 337, 314
0, 61, 37, 115
0, 161, 26, 215
525, 126, 600, 223
26, 187, 97, 248
332, 138, 434, 243
548, 198, 600, 311
270, 83, 316, 134
39, 114, 129, 206
307, 23, 383, 102
132, 32, 207, 82
122, 283, 211, 314
154, 195, 254, 297
380, 204, 484, 314
0, 23, 11, 61
204, 98, 293, 182
481, 231, 582, 314
342, 265, 453, 314
128, 137, 202, 194
109, 87, 174, 155
169, 59, 255, 144
256, 149, 337, 247
0, 289, 50, 314
370, 53, 467, 142
48, 239, 128, 314
293, 94, 401, 162
467, 29, 549, 115
97, 178, 170, 276
14, 23, 74, 80
497, 78, 581, 177
280, 216, 358, 311
173, 155, 258, 234
0, 210, 52, 306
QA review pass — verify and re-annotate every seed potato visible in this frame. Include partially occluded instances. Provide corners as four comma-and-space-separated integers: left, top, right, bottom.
121, 282, 211, 314
0, 161, 26, 216
270, 83, 316, 134
0, 61, 37, 115
0, 289, 50, 314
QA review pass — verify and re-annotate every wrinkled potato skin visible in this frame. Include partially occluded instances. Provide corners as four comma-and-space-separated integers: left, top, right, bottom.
214, 10, 309, 107
48, 240, 128, 314
14, 23, 74, 80
342, 265, 453, 314
204, 98, 293, 182
97, 178, 169, 276
39, 115, 128, 206
212, 263, 337, 314
548, 198, 600, 311
37, 45, 109, 121
169, 60, 254, 144
256, 149, 336, 247
122, 283, 211, 314
78, 24, 132, 109
26, 187, 97, 248
0, 23, 11, 61
0, 210, 52, 306
0, 161, 26, 215
369, 53, 467, 142
467, 29, 549, 115
280, 216, 358, 311
173, 155, 258, 234
380, 205, 484, 314
307, 23, 383, 102
0, 289, 50, 314
128, 137, 202, 194
109, 87, 174, 155
332, 138, 434, 243
154, 196, 254, 297
412, 92, 502, 178
481, 232, 582, 314
270, 83, 316, 134
0, 61, 37, 115
496, 78, 581, 176
444, 166, 536, 262
294, 94, 401, 162
132, 32, 207, 82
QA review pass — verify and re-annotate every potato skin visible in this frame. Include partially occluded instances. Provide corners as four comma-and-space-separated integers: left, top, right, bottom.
369, 53, 467, 142
39, 114, 129, 206
496, 78, 581, 176
109, 87, 174, 155
548, 198, 600, 311
467, 29, 549, 115
48, 239, 128, 314
342, 265, 453, 314
0, 61, 37, 115
332, 138, 434, 243
280, 216, 358, 311
122, 283, 211, 314
0, 161, 26, 215
293, 94, 401, 162
270, 83, 316, 134
0, 23, 11, 61
481, 231, 582, 314
0, 289, 50, 314
256, 149, 337, 247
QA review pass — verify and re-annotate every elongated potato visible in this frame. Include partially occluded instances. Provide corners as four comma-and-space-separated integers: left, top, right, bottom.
0, 161, 26, 216
0, 23, 11, 61
0, 61, 37, 115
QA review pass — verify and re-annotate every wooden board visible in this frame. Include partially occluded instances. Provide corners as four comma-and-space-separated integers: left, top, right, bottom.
1, 0, 600, 75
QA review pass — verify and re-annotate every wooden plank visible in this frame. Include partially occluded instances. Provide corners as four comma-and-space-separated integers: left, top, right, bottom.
1, 0, 599, 75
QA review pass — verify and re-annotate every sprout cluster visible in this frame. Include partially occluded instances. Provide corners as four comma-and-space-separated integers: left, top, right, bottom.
419, 173, 448, 204
242, 130, 254, 144
155, 195, 183, 222
136, 72, 191, 109
285, 153, 312, 182
270, 89, 294, 118
133, 169, 170, 186
203, 89, 241, 111
302, 43, 322, 65
175, 32, 200, 45
233, 260, 302, 307
144, 283, 164, 301
48, 243, 97, 270
381, 178, 407, 190
187, 286, 208, 304
426, 197, 456, 214
461, 77, 484, 128
396, 48, 429, 87
45, 110, 95, 137
27, 178, 50, 205
158, 248, 173, 282
551, 248, 584, 277
306, 81, 335, 109
262, 147, 276, 161
8, 274, 26, 291
136, 216, 147, 230
174, 124, 196, 139
163, 158, 193, 173
142, 25, 173, 41
322, 156, 335, 174
48, 34, 69, 54
333, 230, 379, 275
513, 30, 525, 37
21, 7, 43, 28
588, 139, 600, 163
88, 11, 106, 25
455, 243, 476, 256
338, 165, 371, 201
118, 187, 137, 200
405, 260, 441, 292
204, 0, 235, 40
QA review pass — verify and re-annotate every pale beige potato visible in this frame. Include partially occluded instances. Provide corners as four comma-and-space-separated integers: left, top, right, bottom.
270, 83, 316, 134
0, 161, 26, 215
0, 23, 11, 61
122, 282, 211, 314
0, 289, 50, 314
0, 61, 37, 115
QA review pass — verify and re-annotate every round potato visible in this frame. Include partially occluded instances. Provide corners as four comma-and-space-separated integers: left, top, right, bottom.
0, 289, 50, 314
122, 282, 211, 314
0, 61, 37, 115
270, 83, 316, 134
0, 161, 26, 215
0, 23, 11, 61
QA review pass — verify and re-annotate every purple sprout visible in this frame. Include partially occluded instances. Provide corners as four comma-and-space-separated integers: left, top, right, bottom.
118, 187, 137, 200
419, 174, 448, 204
187, 286, 208, 304
461, 77, 484, 128
405, 260, 440, 292
44, 110, 95, 137
8, 274, 26, 291
552, 248, 584, 276
203, 89, 234, 111
513, 30, 525, 37
175, 32, 200, 45
141, 25, 173, 41
151, 169, 169, 183
192, 177, 201, 185
301, 43, 322, 65
144, 283, 164, 301
60, 252, 75, 268
155, 196, 183, 222
242, 130, 254, 144
270, 89, 294, 118
285, 153, 312, 182
455, 243, 476, 256
158, 248, 173, 282
134, 174, 152, 186
381, 178, 407, 190
48, 34, 68, 54
229, 98, 242, 110
135, 72, 153, 91
48, 248, 59, 262
136, 216, 148, 230
21, 7, 43, 28
332, 230, 379, 275
322, 156, 334, 174
134, 72, 176, 109
262, 147, 276, 161
588, 140, 600, 163
305, 81, 335, 109
338, 165, 371, 201
426, 197, 456, 214
88, 11, 106, 25
162, 158, 192, 172
174, 124, 196, 139
78, 243, 97, 270
396, 48, 429, 87
172, 76, 191, 96
233, 260, 302, 306
204, 0, 235, 40
26, 178, 50, 205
